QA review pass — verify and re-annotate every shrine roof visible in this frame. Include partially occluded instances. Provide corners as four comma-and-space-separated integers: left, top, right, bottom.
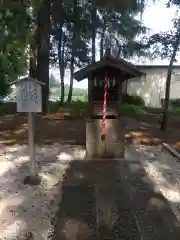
9, 77, 45, 86
74, 56, 143, 82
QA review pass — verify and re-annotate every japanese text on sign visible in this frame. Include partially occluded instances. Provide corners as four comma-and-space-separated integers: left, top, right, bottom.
16, 81, 42, 112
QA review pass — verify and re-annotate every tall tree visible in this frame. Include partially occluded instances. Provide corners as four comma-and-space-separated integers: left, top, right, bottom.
58, 27, 66, 104
161, 30, 180, 130
161, 1, 180, 130
67, 0, 78, 102
51, 0, 90, 103
0, 1, 31, 96
36, 0, 50, 112
148, 7, 180, 130
51, 0, 69, 104
91, 0, 97, 62
50, 0, 156, 104
67, 0, 90, 102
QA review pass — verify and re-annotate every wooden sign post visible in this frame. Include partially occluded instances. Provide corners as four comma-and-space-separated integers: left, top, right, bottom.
11, 77, 44, 185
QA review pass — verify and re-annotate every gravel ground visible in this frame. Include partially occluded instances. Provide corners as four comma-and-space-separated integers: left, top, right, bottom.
0, 143, 86, 239
1, 142, 180, 239
137, 145, 180, 222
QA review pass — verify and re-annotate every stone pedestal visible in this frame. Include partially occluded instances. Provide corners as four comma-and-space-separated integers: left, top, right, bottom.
86, 118, 125, 158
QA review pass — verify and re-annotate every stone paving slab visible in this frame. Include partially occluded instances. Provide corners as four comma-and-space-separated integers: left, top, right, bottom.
53, 159, 140, 240
52, 152, 180, 240
95, 185, 140, 240
52, 185, 97, 240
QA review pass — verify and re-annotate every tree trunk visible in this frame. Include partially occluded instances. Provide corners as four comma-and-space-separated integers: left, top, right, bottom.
29, 42, 37, 78
58, 39, 65, 105
67, 56, 74, 102
91, 0, 96, 63
160, 32, 180, 130
57, 24, 65, 105
60, 66, 65, 105
67, 0, 77, 103
36, 0, 50, 113
100, 18, 106, 59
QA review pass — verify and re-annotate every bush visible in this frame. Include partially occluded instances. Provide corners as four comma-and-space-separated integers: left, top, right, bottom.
170, 99, 180, 107
122, 93, 145, 106
48, 100, 88, 116
171, 107, 180, 116
121, 104, 145, 116
162, 98, 180, 108
78, 94, 88, 102
48, 101, 61, 112
0, 102, 16, 115
65, 100, 88, 115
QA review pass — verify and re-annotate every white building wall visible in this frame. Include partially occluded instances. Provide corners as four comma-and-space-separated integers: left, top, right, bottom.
127, 67, 180, 107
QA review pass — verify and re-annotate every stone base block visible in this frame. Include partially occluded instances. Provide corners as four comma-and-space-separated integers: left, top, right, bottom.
86, 118, 125, 158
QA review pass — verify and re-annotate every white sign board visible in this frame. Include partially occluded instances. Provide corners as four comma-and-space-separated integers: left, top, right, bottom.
16, 80, 42, 112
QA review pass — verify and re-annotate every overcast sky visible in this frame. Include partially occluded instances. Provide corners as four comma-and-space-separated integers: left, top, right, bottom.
52, 0, 178, 89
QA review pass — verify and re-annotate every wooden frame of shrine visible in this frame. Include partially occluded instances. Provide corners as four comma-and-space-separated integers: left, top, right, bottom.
74, 56, 143, 158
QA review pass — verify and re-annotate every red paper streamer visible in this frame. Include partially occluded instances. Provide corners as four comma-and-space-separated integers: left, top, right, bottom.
101, 73, 108, 136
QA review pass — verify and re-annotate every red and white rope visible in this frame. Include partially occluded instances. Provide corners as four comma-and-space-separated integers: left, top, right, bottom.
101, 73, 108, 135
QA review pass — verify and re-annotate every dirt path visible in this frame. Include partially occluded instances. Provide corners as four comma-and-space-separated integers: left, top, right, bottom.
1, 114, 180, 148
0, 114, 86, 146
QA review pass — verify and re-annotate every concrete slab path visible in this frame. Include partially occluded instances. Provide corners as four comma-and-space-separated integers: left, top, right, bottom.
52, 157, 180, 239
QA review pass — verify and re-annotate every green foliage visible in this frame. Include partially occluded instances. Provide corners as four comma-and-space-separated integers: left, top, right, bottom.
80, 93, 88, 102
121, 104, 146, 116
0, 73, 10, 97
48, 100, 61, 112
147, 30, 180, 60
50, 86, 87, 100
65, 100, 88, 113
0, 2, 30, 97
0, 0, 157, 104
103, 12, 148, 59
147, 7, 180, 61
48, 99, 88, 115
167, 0, 180, 8
171, 107, 180, 116
50, 0, 151, 72
6, 86, 87, 103
49, 73, 59, 88
170, 99, 180, 107
51, 0, 91, 68
0, 102, 16, 115
48, 99, 145, 117
122, 93, 145, 106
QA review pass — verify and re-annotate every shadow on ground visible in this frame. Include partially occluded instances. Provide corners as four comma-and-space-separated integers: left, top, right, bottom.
1, 114, 180, 153
52, 159, 180, 240
1, 143, 180, 238
0, 144, 85, 238
0, 115, 86, 146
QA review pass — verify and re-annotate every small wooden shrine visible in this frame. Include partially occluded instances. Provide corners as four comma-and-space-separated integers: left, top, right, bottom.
74, 56, 143, 158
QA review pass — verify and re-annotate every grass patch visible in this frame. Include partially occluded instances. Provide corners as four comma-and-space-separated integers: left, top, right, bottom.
48, 100, 88, 117
121, 104, 146, 116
